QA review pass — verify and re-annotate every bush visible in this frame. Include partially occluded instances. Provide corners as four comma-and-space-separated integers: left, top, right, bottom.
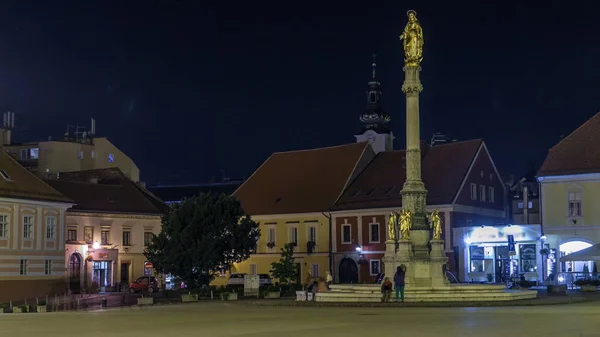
574, 279, 600, 287
517, 280, 536, 288
265, 285, 279, 293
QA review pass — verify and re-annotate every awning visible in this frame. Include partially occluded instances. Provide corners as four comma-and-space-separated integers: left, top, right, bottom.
560, 243, 600, 262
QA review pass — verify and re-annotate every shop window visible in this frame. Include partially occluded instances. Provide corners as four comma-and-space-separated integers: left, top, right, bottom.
520, 244, 537, 272
92, 261, 112, 287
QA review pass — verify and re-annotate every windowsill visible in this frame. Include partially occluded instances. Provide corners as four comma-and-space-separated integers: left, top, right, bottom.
341, 241, 352, 245
369, 241, 381, 244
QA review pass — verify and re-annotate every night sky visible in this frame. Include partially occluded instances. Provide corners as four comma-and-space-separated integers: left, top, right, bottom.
1, 1, 599, 184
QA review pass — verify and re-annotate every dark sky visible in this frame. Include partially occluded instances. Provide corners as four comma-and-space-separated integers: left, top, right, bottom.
1, 1, 599, 184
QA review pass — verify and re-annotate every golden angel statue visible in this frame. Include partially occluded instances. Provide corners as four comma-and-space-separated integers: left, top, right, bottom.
430, 209, 442, 240
399, 10, 424, 66
387, 211, 398, 241
399, 209, 412, 240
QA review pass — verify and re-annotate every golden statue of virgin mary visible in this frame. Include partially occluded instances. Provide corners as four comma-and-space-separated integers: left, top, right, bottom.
399, 10, 424, 66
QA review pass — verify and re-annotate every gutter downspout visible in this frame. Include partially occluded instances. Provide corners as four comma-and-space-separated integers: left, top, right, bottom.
322, 212, 333, 275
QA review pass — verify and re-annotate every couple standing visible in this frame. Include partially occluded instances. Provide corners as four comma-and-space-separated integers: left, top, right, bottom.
381, 265, 406, 303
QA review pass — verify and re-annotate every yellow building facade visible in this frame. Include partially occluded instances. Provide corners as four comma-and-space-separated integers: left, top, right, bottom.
537, 112, 600, 281
213, 213, 331, 286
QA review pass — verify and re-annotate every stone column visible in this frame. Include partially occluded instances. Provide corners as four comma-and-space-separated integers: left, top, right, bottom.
401, 64, 429, 257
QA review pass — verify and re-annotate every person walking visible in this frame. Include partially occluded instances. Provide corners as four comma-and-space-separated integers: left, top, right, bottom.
381, 277, 393, 302
394, 265, 406, 303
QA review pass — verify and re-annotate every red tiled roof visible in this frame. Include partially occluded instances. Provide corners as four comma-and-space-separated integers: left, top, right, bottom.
0, 149, 72, 203
233, 142, 372, 215
333, 139, 483, 211
538, 112, 600, 176
45, 168, 167, 215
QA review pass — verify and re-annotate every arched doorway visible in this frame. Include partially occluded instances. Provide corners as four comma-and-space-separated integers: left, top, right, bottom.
559, 241, 594, 288
338, 258, 358, 284
69, 253, 82, 293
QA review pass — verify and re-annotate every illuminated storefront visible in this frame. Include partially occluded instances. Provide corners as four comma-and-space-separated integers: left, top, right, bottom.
455, 224, 542, 283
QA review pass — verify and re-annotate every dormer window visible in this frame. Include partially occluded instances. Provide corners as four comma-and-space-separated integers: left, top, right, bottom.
0, 170, 11, 181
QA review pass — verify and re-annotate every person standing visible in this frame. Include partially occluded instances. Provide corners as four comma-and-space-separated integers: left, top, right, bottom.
394, 265, 406, 303
326, 271, 333, 289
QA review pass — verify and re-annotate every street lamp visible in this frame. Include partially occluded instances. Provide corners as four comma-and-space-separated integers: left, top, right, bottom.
92, 241, 100, 249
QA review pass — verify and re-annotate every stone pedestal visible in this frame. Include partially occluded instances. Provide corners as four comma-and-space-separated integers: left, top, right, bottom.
383, 237, 448, 288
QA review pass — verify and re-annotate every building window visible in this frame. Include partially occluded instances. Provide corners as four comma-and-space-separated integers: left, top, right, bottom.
308, 226, 317, 244
23, 215, 33, 239
101, 230, 110, 245
312, 264, 319, 278
528, 201, 533, 209
67, 229, 77, 242
568, 191, 582, 217
84, 227, 93, 243
489, 187, 495, 203
370, 223, 380, 243
44, 260, 52, 275
370, 260, 381, 275
19, 259, 27, 275
78, 151, 83, 159
0, 215, 9, 238
20, 148, 39, 160
289, 227, 298, 245
144, 232, 153, 246
479, 185, 486, 202
108, 153, 114, 163
123, 231, 131, 246
470, 183, 477, 200
250, 264, 257, 275
369, 92, 376, 103
267, 228, 276, 245
342, 224, 351, 244
46, 216, 57, 239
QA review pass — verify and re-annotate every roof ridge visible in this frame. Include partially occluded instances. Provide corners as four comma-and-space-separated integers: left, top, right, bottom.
330, 142, 372, 207
271, 142, 367, 156
548, 111, 600, 152
0, 150, 73, 203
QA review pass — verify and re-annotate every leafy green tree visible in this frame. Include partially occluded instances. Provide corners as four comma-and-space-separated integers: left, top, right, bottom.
270, 243, 298, 284
144, 193, 260, 289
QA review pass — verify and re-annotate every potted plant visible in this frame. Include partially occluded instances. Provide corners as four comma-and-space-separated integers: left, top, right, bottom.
306, 241, 315, 254
36, 301, 47, 313
181, 291, 199, 303
14, 305, 29, 313
574, 279, 600, 292
221, 290, 238, 301
267, 242, 276, 249
264, 285, 281, 299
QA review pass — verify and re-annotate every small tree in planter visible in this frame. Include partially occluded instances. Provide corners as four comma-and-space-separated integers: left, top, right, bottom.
36, 301, 47, 313
264, 285, 281, 299
574, 279, 600, 292
270, 243, 298, 285
15, 305, 29, 313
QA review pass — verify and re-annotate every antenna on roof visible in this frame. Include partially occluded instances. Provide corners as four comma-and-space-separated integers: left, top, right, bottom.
90, 118, 96, 136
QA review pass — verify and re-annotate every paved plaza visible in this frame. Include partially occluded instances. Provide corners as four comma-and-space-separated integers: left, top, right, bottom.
2, 301, 600, 336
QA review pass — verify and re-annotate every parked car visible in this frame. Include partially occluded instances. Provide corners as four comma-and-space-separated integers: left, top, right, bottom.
258, 274, 273, 286
227, 273, 246, 286
129, 276, 159, 293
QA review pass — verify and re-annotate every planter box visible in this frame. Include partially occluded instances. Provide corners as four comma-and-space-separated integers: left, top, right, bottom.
295, 291, 313, 301
547, 284, 567, 294
181, 294, 199, 303
36, 306, 47, 313
14, 306, 29, 313
221, 292, 238, 301
137, 297, 154, 306
265, 292, 281, 299
580, 285, 598, 292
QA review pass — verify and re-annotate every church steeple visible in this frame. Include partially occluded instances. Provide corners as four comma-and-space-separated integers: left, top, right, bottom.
355, 54, 394, 153
360, 54, 391, 133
